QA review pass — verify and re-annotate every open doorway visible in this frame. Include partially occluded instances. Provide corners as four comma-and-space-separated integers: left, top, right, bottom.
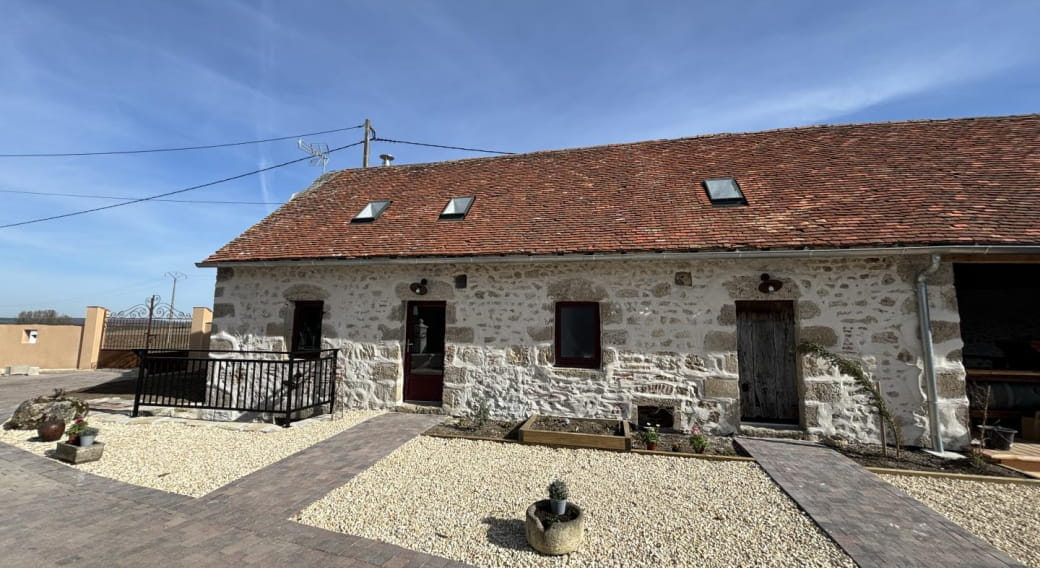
954, 263, 1040, 440
404, 301, 446, 403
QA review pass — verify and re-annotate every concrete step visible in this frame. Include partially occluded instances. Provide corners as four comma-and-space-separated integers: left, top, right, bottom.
395, 402, 446, 415
739, 422, 810, 440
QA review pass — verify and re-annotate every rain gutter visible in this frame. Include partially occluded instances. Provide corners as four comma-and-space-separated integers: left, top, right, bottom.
916, 254, 944, 453
197, 245, 1040, 268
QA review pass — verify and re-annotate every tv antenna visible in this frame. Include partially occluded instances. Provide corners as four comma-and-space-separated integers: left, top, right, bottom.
297, 138, 330, 173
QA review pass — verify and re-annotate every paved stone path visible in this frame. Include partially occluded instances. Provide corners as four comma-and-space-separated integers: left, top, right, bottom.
736, 437, 1025, 568
1, 372, 471, 567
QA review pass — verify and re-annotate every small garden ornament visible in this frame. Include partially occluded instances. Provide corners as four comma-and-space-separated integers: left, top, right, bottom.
37, 413, 66, 442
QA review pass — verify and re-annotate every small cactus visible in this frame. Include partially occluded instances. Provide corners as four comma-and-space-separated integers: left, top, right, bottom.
548, 479, 569, 501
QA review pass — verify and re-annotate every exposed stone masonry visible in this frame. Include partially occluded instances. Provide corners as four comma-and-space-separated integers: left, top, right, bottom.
210, 256, 970, 448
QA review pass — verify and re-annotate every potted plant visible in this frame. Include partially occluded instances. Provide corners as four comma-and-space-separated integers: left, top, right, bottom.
526, 479, 585, 555
641, 424, 660, 450
79, 426, 99, 447
689, 427, 708, 454
548, 479, 569, 515
66, 417, 88, 445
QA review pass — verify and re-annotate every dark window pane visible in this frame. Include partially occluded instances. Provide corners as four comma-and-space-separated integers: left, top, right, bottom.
292, 301, 324, 358
555, 302, 600, 368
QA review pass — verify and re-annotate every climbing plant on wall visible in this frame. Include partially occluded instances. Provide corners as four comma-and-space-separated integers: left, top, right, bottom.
797, 342, 903, 456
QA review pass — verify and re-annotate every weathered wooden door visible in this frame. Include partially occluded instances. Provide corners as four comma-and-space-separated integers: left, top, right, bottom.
736, 301, 799, 423
404, 301, 446, 403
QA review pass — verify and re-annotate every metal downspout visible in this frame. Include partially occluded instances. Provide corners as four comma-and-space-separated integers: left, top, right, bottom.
916, 254, 944, 453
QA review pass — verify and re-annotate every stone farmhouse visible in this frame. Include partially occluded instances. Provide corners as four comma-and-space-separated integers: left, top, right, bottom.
199, 115, 1040, 451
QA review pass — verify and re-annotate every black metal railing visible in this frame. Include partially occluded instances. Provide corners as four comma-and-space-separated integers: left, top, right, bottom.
132, 349, 338, 425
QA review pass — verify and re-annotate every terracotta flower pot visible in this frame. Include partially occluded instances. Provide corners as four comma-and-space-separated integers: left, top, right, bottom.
37, 417, 66, 442
647, 441, 657, 451
66, 434, 80, 446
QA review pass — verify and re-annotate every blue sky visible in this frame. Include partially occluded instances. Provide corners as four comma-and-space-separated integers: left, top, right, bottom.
1, 1, 1038, 317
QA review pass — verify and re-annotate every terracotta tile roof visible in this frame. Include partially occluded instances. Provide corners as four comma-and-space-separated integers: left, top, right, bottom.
203, 115, 1040, 264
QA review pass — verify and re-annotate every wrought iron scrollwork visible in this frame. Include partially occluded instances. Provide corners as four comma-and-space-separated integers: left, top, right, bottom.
109, 295, 190, 320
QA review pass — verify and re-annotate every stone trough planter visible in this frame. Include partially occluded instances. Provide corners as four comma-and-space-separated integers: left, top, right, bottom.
53, 441, 105, 464
525, 499, 585, 555
518, 415, 631, 451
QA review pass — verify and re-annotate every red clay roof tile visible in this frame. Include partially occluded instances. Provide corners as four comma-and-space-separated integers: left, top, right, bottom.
203, 115, 1040, 264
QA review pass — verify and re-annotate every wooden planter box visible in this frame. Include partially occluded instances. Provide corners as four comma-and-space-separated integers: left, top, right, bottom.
518, 415, 631, 451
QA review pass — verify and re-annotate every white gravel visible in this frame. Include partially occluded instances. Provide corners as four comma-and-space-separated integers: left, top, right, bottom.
882, 474, 1040, 568
295, 437, 855, 568
0, 410, 382, 496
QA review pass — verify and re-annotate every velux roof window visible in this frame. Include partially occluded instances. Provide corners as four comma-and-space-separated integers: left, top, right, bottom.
351, 200, 391, 223
440, 196, 475, 220
703, 178, 747, 206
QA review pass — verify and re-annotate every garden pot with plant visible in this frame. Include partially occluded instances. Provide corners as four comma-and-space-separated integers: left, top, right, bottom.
526, 479, 584, 555
641, 424, 660, 450
66, 417, 89, 446
548, 479, 569, 514
79, 426, 99, 447
689, 427, 708, 454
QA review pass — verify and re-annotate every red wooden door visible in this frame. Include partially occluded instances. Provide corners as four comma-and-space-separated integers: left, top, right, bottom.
404, 301, 446, 403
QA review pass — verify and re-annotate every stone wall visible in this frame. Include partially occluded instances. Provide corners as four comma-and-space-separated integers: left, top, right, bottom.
209, 255, 970, 448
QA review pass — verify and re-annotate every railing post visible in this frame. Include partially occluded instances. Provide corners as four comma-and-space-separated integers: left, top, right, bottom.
285, 356, 295, 427
132, 349, 147, 417
329, 349, 338, 415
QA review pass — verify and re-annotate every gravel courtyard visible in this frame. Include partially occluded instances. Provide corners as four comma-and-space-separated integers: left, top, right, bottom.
0, 410, 382, 496
882, 474, 1040, 568
295, 437, 856, 568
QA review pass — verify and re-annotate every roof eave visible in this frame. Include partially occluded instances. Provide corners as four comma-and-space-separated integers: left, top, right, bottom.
196, 244, 1040, 269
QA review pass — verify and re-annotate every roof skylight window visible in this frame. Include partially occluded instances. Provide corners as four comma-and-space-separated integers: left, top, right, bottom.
351, 200, 391, 223
440, 196, 475, 220
703, 178, 747, 206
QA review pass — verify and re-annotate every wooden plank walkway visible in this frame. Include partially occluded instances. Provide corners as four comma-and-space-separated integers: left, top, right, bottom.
736, 437, 1026, 568
984, 441, 1040, 478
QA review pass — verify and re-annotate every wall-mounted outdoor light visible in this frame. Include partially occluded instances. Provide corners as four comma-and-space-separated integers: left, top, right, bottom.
758, 273, 784, 294
409, 279, 429, 295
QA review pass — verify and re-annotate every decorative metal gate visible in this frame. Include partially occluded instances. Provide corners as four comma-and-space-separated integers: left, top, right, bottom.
102, 295, 192, 354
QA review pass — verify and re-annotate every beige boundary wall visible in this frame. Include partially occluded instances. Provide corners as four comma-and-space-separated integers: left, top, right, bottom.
208, 255, 970, 449
0, 306, 212, 371
0, 323, 85, 370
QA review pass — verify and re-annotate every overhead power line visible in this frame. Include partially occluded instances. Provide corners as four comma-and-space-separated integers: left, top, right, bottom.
0, 124, 364, 158
0, 140, 364, 229
373, 137, 514, 155
0, 188, 281, 205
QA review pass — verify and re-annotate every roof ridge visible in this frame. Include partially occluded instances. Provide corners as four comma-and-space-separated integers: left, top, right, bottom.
335, 113, 1040, 175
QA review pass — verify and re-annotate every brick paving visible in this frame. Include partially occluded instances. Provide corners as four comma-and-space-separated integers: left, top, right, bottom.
1, 371, 471, 568
736, 437, 1025, 568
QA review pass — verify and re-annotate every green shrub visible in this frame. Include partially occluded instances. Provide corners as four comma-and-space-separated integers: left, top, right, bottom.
548, 479, 569, 501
